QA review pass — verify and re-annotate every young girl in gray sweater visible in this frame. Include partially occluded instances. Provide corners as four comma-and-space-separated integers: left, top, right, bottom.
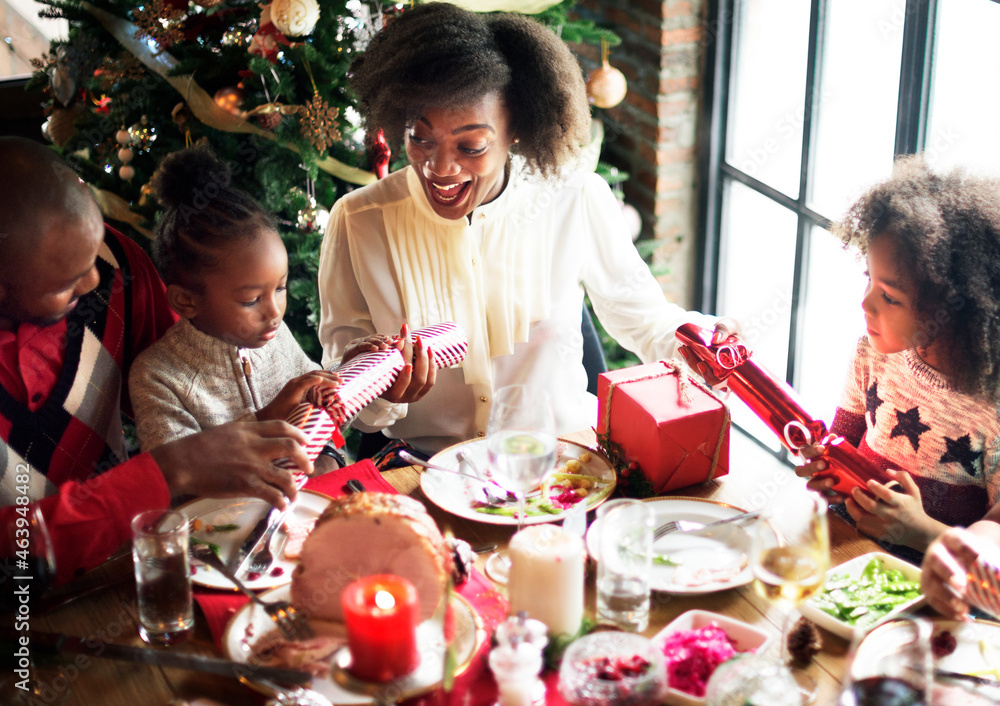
129, 146, 342, 451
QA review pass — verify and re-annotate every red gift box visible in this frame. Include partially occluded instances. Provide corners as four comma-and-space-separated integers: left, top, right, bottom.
596, 360, 730, 496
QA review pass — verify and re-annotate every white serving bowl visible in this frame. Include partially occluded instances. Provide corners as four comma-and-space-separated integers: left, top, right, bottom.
799, 551, 924, 640
651, 609, 772, 706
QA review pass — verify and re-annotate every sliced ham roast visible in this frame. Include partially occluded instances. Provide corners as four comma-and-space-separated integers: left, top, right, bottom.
289, 493, 452, 626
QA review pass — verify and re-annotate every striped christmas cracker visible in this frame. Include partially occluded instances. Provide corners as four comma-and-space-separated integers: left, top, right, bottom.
272, 399, 342, 473
272, 322, 469, 470
966, 553, 1000, 618
327, 321, 469, 424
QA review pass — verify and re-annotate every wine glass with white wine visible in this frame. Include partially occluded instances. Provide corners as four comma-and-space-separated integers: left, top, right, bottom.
484, 385, 558, 584
751, 492, 830, 704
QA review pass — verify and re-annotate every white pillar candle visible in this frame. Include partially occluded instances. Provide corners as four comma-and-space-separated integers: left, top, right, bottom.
508, 525, 585, 637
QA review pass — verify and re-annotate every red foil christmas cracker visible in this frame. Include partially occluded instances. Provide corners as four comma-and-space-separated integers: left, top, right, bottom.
273, 322, 469, 471
675, 323, 895, 496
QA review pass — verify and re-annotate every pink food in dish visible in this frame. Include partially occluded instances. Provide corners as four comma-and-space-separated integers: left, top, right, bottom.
661, 624, 738, 697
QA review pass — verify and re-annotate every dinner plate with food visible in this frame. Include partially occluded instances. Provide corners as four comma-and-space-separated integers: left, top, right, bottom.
420, 437, 616, 525
223, 493, 487, 704
586, 497, 777, 594
177, 490, 331, 590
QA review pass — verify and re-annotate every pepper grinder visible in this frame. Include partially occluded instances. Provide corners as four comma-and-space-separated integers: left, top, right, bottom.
489, 612, 548, 706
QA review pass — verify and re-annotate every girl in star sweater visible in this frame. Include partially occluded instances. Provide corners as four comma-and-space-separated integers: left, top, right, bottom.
799, 156, 1000, 555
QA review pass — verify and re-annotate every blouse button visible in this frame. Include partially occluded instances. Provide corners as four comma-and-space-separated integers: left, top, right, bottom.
477, 431, 486, 438
479, 396, 487, 403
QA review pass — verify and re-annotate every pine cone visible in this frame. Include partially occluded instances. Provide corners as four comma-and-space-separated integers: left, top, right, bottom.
787, 616, 822, 665
256, 111, 281, 131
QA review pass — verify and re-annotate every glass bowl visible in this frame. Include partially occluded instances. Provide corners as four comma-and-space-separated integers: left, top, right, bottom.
558, 631, 665, 706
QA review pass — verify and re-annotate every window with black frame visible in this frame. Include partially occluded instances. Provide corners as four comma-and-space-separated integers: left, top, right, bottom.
697, 0, 1000, 457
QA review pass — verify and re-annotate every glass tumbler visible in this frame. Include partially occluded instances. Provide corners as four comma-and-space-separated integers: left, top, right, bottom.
595, 498, 655, 632
131, 509, 194, 646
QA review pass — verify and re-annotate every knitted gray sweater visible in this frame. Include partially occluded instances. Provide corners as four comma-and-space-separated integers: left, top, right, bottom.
129, 318, 318, 451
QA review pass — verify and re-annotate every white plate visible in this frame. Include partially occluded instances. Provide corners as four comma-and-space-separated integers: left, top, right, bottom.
800, 552, 924, 639
849, 618, 1000, 697
652, 609, 773, 706
585, 497, 776, 594
422, 438, 616, 526
177, 491, 331, 590
222, 584, 485, 704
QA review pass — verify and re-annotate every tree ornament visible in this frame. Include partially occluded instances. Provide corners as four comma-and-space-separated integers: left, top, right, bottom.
298, 91, 340, 153
297, 197, 330, 232
270, 0, 320, 37
119, 165, 136, 181
256, 111, 282, 130
586, 39, 627, 109
129, 119, 157, 153
139, 182, 155, 207
246, 101, 299, 131
118, 147, 134, 163
132, 0, 187, 49
372, 128, 390, 180
171, 102, 192, 129
116, 129, 132, 145
192, 0, 224, 7
44, 104, 87, 148
213, 87, 247, 117
248, 3, 292, 64
621, 201, 642, 241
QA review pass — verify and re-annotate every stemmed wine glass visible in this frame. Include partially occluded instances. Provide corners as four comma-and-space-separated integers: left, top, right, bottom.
484, 385, 558, 584
750, 492, 829, 704
839, 615, 932, 706
1, 505, 66, 704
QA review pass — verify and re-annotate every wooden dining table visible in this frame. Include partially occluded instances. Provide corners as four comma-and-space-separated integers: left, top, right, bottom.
24, 428, 888, 705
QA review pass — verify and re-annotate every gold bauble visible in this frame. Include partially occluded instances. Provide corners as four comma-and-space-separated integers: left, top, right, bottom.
586, 60, 628, 109
192, 0, 224, 7
213, 87, 247, 117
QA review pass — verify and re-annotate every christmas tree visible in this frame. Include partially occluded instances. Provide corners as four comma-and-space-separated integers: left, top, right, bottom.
27, 0, 620, 359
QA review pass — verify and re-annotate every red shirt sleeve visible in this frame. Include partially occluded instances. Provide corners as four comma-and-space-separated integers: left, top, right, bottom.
104, 226, 178, 416
3, 454, 171, 585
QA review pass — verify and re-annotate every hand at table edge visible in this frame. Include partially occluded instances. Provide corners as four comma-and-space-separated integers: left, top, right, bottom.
151, 420, 312, 509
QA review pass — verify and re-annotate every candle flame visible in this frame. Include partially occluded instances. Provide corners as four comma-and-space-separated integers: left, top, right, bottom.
374, 590, 396, 610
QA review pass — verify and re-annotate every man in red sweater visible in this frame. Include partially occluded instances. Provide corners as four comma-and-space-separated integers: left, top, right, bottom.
0, 137, 314, 585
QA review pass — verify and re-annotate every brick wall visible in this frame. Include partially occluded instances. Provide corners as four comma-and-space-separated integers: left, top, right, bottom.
572, 0, 705, 309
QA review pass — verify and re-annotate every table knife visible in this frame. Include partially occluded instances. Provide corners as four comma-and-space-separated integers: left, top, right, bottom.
4, 629, 312, 685
227, 505, 280, 574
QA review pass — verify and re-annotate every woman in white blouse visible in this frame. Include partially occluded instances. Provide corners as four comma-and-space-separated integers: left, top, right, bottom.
318, 2, 731, 458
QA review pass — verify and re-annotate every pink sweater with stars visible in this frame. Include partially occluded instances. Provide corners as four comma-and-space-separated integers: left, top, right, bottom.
831, 337, 1000, 528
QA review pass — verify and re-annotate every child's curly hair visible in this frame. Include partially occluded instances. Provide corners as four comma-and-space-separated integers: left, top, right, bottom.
348, 2, 591, 177
833, 155, 1000, 403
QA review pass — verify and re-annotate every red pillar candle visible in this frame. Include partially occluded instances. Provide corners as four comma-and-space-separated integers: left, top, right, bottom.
341, 574, 421, 682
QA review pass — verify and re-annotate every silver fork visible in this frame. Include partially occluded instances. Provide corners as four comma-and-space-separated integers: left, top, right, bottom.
456, 449, 511, 505
399, 450, 510, 505
190, 545, 313, 641
246, 505, 294, 577
653, 509, 761, 542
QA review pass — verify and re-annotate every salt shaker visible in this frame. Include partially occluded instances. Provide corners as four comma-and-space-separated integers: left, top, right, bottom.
489, 613, 548, 706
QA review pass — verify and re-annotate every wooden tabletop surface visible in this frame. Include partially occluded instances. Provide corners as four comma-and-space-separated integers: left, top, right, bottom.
25, 429, 886, 705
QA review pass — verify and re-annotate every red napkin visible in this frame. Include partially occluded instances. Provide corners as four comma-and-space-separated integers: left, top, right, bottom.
193, 459, 393, 642
193, 459, 513, 705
